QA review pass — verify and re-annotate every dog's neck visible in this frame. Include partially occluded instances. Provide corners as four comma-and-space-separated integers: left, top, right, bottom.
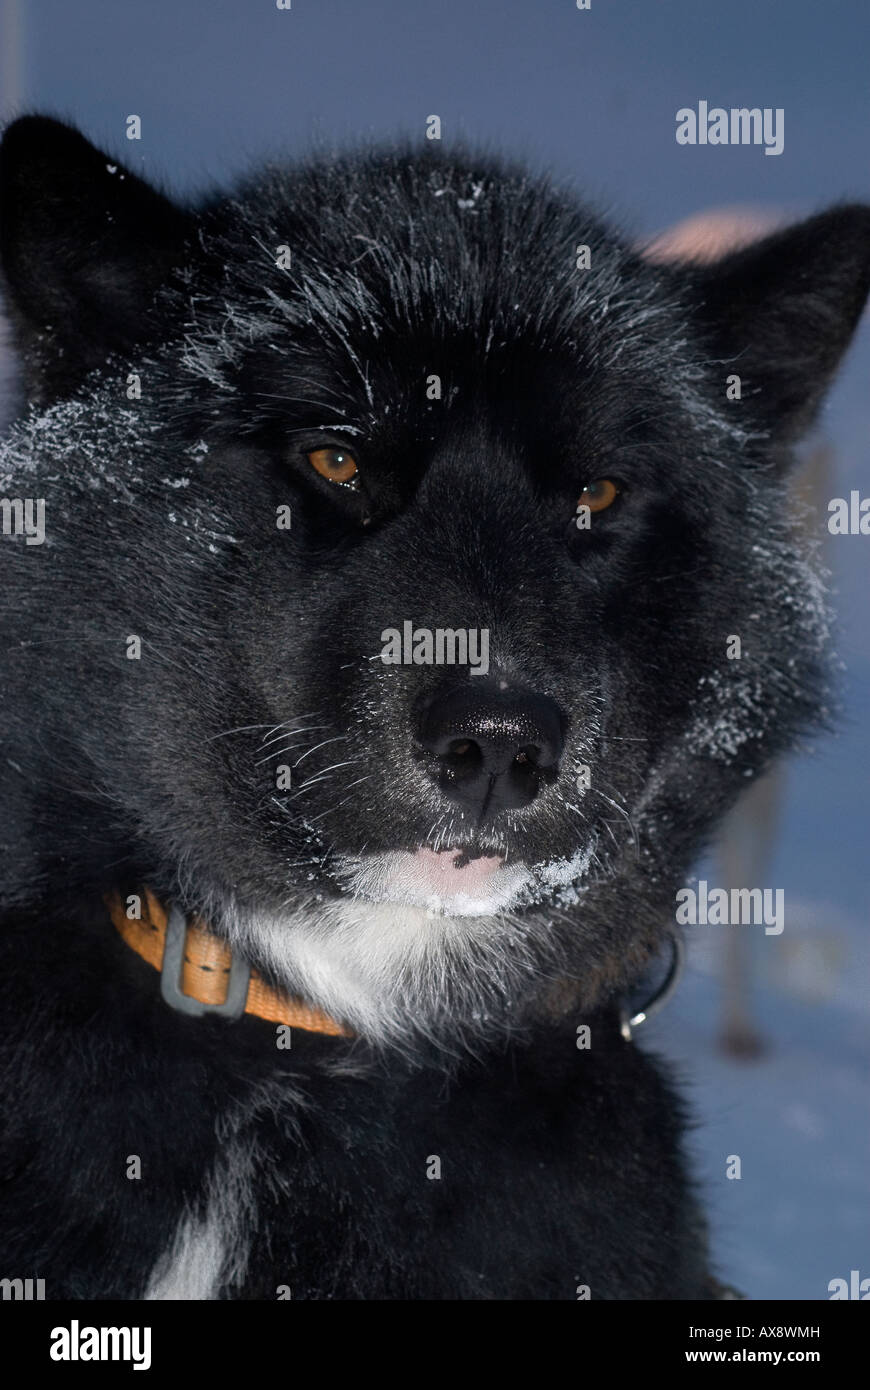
107, 889, 352, 1036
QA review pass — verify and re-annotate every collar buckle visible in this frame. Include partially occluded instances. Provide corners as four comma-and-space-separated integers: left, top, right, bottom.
160, 904, 251, 1021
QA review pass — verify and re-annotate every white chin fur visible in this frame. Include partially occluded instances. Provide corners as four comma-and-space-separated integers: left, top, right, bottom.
215, 844, 595, 1044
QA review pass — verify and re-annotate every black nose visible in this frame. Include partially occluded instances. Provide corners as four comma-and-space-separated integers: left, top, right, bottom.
416, 681, 566, 816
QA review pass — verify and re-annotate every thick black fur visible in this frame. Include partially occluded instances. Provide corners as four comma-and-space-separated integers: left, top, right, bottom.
1, 116, 868, 1300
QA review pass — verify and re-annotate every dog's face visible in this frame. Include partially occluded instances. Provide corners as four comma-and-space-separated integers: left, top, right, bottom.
2, 119, 868, 1040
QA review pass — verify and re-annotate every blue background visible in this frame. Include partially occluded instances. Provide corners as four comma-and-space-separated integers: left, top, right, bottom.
2, 0, 867, 1300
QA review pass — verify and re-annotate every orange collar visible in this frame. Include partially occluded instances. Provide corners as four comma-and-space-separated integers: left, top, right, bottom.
107, 888, 350, 1037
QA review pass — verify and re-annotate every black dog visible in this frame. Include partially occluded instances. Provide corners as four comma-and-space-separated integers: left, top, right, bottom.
0, 116, 867, 1300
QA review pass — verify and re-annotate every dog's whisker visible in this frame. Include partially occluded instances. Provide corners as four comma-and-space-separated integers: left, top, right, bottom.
206, 723, 284, 743
258, 722, 331, 750
292, 734, 347, 767
254, 738, 342, 767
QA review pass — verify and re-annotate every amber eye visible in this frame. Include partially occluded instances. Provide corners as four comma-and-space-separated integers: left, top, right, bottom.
307, 447, 358, 484
577, 478, 619, 513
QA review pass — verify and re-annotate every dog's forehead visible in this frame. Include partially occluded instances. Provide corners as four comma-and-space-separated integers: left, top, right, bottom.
230, 157, 653, 356
191, 158, 709, 466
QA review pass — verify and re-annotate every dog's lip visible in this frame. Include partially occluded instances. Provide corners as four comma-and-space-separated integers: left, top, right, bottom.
412, 845, 506, 883
376, 846, 511, 897
331, 845, 533, 915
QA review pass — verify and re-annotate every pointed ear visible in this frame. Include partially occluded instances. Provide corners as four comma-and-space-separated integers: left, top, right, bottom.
689, 205, 870, 446
0, 116, 193, 384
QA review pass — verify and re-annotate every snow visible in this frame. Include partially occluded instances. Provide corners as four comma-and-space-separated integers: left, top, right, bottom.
649, 888, 870, 1300
531, 840, 597, 900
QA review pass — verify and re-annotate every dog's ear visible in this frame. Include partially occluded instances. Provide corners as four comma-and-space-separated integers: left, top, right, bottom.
689, 205, 870, 447
0, 116, 193, 387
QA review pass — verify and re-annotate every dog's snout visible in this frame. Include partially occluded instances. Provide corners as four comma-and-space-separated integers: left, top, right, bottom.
416, 681, 566, 814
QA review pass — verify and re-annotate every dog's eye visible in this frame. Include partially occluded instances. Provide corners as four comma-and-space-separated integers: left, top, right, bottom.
577, 479, 619, 513
307, 447, 358, 485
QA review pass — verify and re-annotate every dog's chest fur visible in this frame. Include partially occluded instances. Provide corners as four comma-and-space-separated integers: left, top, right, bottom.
0, 902, 710, 1301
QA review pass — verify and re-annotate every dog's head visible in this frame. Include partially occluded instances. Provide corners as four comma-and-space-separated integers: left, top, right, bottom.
2, 117, 868, 1042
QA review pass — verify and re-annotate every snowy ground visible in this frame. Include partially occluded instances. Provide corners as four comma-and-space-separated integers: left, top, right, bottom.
650, 890, 869, 1301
